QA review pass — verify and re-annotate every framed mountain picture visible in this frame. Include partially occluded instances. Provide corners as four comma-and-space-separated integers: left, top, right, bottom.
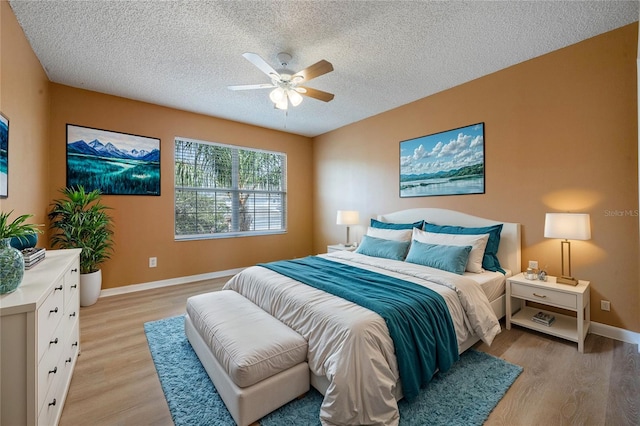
66, 124, 161, 196
0, 112, 8, 198
399, 122, 485, 198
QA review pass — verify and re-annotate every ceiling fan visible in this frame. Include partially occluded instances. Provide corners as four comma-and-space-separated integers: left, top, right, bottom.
228, 52, 334, 110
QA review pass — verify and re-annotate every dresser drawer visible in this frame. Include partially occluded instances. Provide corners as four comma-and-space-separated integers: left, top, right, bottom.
37, 283, 65, 361
37, 323, 64, 411
62, 322, 80, 374
63, 261, 80, 306
64, 299, 79, 340
511, 282, 577, 309
38, 371, 63, 426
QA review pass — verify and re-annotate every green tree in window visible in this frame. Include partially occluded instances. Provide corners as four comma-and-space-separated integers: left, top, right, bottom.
175, 141, 284, 234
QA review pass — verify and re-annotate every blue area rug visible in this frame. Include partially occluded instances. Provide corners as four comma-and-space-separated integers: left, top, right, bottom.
144, 315, 522, 426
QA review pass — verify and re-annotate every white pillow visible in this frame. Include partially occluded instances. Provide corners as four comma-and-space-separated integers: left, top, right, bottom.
366, 227, 412, 242
411, 228, 490, 273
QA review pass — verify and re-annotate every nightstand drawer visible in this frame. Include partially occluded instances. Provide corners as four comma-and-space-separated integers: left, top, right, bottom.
510, 282, 577, 309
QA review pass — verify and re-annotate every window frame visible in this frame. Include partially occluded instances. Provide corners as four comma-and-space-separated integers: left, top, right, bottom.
174, 136, 287, 241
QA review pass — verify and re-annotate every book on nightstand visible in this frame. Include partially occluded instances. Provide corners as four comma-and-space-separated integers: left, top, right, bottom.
532, 311, 555, 326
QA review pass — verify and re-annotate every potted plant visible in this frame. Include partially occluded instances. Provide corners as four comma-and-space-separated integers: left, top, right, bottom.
48, 186, 114, 306
0, 211, 43, 294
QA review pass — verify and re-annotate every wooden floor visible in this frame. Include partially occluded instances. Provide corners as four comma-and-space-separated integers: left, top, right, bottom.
60, 279, 640, 426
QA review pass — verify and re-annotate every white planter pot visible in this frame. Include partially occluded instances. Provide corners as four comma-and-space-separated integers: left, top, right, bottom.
80, 269, 102, 307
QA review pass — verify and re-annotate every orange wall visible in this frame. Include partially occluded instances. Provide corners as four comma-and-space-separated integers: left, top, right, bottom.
3, 2, 314, 292
49, 85, 314, 289
314, 23, 639, 332
0, 1, 51, 226
3, 2, 639, 332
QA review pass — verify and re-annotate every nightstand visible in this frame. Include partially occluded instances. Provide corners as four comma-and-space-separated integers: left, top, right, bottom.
506, 272, 590, 352
327, 244, 357, 253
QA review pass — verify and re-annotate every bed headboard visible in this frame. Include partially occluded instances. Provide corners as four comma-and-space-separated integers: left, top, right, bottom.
377, 208, 521, 274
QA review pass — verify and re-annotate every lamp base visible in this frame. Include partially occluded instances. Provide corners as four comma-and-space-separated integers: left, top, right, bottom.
557, 276, 579, 286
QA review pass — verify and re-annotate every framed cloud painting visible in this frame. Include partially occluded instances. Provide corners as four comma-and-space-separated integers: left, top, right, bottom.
66, 124, 161, 196
400, 122, 485, 198
0, 113, 8, 198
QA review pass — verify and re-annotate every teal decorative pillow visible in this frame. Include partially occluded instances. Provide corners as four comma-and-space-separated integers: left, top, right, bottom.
405, 240, 472, 275
424, 223, 504, 273
370, 219, 424, 230
411, 228, 489, 273
355, 235, 411, 261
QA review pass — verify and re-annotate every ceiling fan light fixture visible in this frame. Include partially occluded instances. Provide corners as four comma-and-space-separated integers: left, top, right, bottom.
231, 52, 334, 110
269, 87, 285, 104
288, 89, 303, 106
274, 95, 288, 110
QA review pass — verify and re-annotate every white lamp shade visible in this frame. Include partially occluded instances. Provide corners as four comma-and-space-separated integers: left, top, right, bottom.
269, 87, 285, 103
274, 96, 288, 110
336, 210, 360, 225
288, 89, 303, 106
544, 213, 591, 240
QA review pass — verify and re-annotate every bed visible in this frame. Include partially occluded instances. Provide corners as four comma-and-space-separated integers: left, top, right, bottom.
208, 208, 520, 425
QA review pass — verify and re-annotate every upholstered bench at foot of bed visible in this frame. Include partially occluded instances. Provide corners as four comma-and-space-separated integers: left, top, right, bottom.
185, 290, 310, 426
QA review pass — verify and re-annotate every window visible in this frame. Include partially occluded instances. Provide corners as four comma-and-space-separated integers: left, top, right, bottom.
174, 137, 287, 239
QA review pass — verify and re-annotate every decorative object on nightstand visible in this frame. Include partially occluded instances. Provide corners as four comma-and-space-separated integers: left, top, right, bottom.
336, 210, 360, 247
544, 212, 591, 286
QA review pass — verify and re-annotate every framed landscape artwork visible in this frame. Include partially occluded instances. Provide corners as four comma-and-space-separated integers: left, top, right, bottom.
399, 122, 485, 198
66, 124, 161, 196
0, 112, 8, 198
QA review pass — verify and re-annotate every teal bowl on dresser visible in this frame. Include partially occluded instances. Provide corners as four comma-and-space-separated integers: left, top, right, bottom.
10, 232, 38, 250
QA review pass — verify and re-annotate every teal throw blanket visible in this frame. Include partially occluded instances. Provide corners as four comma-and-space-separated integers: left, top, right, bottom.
259, 256, 459, 400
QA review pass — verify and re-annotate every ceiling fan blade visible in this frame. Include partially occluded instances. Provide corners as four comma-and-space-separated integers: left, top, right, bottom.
300, 87, 334, 102
228, 83, 274, 91
242, 52, 280, 78
293, 60, 333, 82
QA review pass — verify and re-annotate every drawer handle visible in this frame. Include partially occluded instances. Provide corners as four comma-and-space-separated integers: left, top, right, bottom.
54, 285, 63, 291
49, 367, 57, 375
50, 338, 58, 345
50, 307, 59, 314
71, 284, 77, 289
49, 398, 57, 407
72, 342, 78, 347
71, 268, 78, 273
533, 293, 547, 298
65, 357, 72, 364
69, 312, 76, 318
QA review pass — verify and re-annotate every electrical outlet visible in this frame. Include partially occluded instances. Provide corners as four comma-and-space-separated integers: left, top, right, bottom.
600, 300, 611, 311
528, 260, 538, 269
149, 257, 157, 268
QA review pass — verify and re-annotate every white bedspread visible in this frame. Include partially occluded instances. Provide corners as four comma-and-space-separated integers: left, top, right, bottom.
223, 251, 500, 426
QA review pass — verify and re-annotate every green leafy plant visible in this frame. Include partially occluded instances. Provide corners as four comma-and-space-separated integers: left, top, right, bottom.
48, 186, 114, 274
0, 211, 43, 240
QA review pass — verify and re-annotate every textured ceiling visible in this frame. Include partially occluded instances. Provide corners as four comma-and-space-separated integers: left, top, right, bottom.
9, 1, 639, 137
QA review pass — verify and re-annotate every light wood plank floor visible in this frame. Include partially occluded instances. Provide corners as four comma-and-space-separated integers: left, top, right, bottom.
60, 279, 640, 426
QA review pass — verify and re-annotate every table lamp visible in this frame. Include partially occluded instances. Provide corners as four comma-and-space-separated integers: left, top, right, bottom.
544, 212, 591, 285
336, 210, 360, 247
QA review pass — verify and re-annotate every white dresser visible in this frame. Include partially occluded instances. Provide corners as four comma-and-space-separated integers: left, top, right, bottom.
0, 248, 82, 426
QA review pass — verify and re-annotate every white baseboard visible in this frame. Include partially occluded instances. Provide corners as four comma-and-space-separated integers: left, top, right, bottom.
590, 321, 640, 353
98, 267, 245, 298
